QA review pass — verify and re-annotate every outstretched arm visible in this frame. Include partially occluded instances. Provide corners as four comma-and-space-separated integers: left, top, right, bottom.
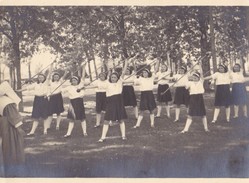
120, 59, 129, 79
61, 70, 70, 81
45, 61, 55, 85
80, 61, 87, 83
154, 59, 160, 74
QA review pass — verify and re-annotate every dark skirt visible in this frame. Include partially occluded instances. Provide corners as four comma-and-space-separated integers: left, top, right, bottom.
31, 96, 49, 119
96, 92, 106, 113
214, 85, 231, 107
0, 104, 25, 176
174, 87, 190, 106
139, 91, 157, 111
157, 84, 172, 103
231, 83, 248, 105
188, 94, 206, 116
122, 85, 137, 107
67, 98, 86, 121
104, 94, 127, 121
48, 93, 64, 116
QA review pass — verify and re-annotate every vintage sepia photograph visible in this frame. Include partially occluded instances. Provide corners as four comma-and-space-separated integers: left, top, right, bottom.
0, 0, 249, 181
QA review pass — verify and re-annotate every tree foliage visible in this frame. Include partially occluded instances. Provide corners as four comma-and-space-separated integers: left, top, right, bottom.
1, 6, 249, 110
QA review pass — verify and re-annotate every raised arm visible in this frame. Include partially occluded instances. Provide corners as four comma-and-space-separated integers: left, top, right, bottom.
120, 58, 129, 79
61, 70, 70, 81
154, 59, 160, 74
45, 61, 55, 85
80, 61, 87, 83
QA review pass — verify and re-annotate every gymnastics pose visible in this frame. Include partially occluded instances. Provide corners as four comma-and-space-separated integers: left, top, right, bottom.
98, 59, 130, 142
172, 65, 190, 122
204, 63, 231, 123
122, 66, 139, 119
16, 63, 53, 135
132, 63, 158, 128
181, 63, 209, 133
230, 63, 248, 119
46, 70, 68, 132
94, 72, 108, 127
62, 62, 88, 138
155, 63, 172, 118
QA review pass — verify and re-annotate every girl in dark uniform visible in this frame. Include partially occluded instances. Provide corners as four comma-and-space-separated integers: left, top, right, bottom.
122, 67, 138, 119
98, 59, 130, 142
181, 64, 209, 133
155, 63, 172, 118
46, 70, 68, 132
62, 62, 88, 138
230, 63, 248, 119
172, 65, 190, 122
17, 64, 53, 135
204, 64, 231, 123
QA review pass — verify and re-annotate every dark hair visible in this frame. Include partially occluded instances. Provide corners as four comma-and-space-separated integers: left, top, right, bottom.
109, 72, 120, 83
52, 72, 61, 82
37, 74, 47, 84
233, 63, 241, 72
179, 65, 187, 73
161, 64, 168, 71
219, 64, 228, 73
192, 71, 200, 79
70, 75, 81, 85
142, 68, 152, 78
126, 67, 132, 75
99, 72, 107, 80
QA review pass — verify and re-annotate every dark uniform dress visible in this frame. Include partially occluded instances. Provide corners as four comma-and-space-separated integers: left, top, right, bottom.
212, 72, 231, 107
138, 75, 157, 111
104, 79, 127, 121
0, 97, 25, 177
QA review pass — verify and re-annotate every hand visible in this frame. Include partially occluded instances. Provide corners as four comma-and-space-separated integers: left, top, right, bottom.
81, 61, 87, 67
77, 87, 84, 92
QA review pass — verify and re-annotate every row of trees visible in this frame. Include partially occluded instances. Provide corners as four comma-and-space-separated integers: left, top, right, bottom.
1, 6, 249, 111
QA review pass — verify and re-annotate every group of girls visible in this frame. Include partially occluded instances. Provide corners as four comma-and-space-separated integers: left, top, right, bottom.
17, 56, 249, 142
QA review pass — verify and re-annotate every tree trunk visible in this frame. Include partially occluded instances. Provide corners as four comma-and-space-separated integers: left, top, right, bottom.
118, 7, 129, 60
246, 7, 249, 46
0, 63, 1, 83
85, 50, 93, 82
28, 62, 31, 80
209, 7, 217, 73
102, 39, 109, 72
197, 7, 211, 90
13, 40, 24, 111
9, 66, 13, 87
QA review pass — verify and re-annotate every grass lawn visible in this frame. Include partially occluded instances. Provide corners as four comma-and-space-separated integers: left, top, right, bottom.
16, 90, 249, 178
